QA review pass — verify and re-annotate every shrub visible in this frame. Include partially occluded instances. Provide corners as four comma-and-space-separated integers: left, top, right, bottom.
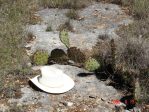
114, 37, 149, 102
32, 50, 49, 65
66, 9, 79, 20
116, 36, 149, 75
84, 58, 100, 72
92, 40, 111, 66
58, 20, 74, 32
67, 47, 86, 63
59, 30, 70, 48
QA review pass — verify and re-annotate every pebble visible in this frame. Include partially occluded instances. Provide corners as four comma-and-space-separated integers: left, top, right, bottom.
67, 102, 73, 107
27, 62, 32, 67
60, 102, 73, 107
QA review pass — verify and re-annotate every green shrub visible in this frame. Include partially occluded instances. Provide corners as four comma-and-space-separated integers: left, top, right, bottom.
59, 30, 70, 48
32, 50, 49, 65
84, 58, 100, 72
67, 47, 86, 63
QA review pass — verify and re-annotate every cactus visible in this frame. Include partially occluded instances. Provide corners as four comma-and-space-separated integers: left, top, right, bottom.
84, 58, 100, 72
59, 30, 70, 48
67, 47, 86, 63
48, 49, 69, 64
32, 50, 49, 65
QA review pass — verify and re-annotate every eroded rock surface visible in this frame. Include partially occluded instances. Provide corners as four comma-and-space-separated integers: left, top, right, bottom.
0, 2, 133, 112
26, 2, 132, 55
8, 65, 121, 112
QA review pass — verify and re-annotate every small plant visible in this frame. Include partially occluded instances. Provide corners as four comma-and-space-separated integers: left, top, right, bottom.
66, 9, 79, 20
26, 32, 36, 43
29, 14, 42, 25
84, 58, 100, 72
32, 50, 49, 65
59, 30, 70, 48
46, 25, 52, 32
67, 47, 86, 63
58, 20, 73, 32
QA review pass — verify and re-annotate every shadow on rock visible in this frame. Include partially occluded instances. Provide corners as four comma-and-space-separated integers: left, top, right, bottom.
95, 71, 109, 81
28, 80, 44, 92
120, 95, 136, 110
77, 73, 94, 77
28, 80, 66, 95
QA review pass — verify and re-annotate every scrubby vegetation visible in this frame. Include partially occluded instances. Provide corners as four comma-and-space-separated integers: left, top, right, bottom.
0, 0, 149, 110
115, 0, 149, 103
94, 0, 149, 105
0, 0, 38, 93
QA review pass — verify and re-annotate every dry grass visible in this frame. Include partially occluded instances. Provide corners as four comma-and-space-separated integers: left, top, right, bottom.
66, 9, 79, 20
58, 20, 74, 31
116, 16, 149, 103
132, 0, 149, 19
39, 0, 93, 9
101, 0, 149, 19
115, 37, 149, 75
0, 0, 38, 91
92, 3, 149, 102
